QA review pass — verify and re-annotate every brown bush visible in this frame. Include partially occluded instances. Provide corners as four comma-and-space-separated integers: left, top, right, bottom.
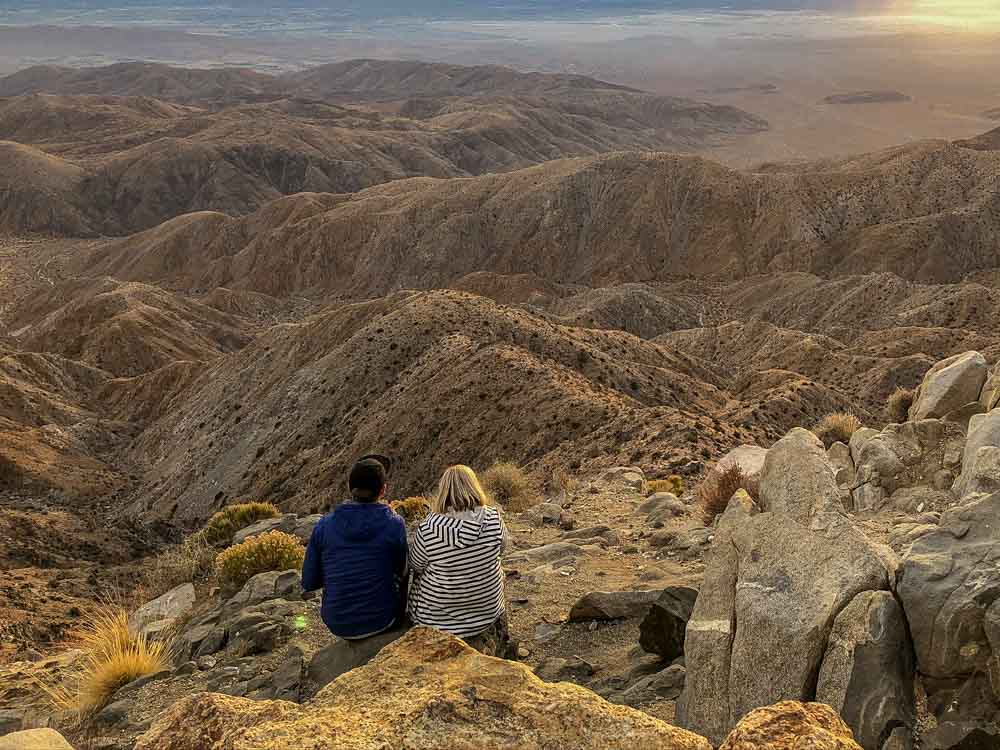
698, 464, 760, 526
812, 413, 862, 449
144, 534, 216, 598
481, 462, 538, 513
887, 387, 915, 424
215, 530, 304, 591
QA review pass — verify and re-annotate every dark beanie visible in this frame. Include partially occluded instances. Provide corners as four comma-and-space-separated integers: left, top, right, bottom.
349, 458, 386, 501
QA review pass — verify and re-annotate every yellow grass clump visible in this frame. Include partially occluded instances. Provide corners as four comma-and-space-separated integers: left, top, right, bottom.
202, 501, 280, 545
646, 475, 685, 496
215, 530, 305, 591
812, 412, 862, 449
698, 464, 760, 526
40, 604, 170, 718
390, 496, 431, 527
481, 461, 538, 513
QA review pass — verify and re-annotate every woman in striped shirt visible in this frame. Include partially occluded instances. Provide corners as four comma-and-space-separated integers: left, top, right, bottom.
408, 465, 514, 657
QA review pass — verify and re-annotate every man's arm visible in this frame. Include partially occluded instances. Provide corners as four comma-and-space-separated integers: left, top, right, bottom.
301, 522, 324, 592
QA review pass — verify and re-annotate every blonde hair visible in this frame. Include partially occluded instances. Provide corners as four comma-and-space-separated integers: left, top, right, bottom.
433, 465, 489, 515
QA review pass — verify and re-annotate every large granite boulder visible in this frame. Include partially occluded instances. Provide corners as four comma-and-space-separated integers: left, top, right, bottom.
715, 445, 768, 480
816, 591, 916, 750
980, 362, 1000, 412
718, 701, 863, 750
128, 583, 196, 636
233, 514, 321, 545
677, 509, 890, 744
678, 427, 894, 745
307, 627, 410, 690
135, 627, 712, 750
221, 570, 301, 619
757, 427, 844, 526
851, 420, 964, 513
639, 586, 698, 660
954, 410, 1000, 500
910, 351, 988, 421
896, 492, 1000, 721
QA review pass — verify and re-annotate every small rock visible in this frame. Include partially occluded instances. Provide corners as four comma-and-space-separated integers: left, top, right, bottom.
534, 656, 595, 683
174, 661, 198, 676
94, 699, 130, 728
921, 721, 999, 750
639, 586, 698, 660
196, 656, 217, 671
517, 645, 530, 659
568, 590, 663, 622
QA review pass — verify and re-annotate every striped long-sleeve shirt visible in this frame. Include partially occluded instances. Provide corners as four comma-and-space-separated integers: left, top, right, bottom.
408, 506, 510, 638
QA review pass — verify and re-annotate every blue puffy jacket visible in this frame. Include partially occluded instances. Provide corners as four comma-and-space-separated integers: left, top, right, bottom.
301, 501, 408, 639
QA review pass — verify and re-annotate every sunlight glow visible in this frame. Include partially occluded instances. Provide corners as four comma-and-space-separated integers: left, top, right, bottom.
885, 0, 1000, 29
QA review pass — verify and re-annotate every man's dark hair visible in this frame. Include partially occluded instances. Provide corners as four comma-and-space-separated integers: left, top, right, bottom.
349, 457, 387, 502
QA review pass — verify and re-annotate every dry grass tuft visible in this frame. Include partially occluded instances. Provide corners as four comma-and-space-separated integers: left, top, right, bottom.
646, 475, 685, 496
144, 534, 216, 598
812, 412, 863, 449
887, 387, 915, 424
390, 496, 431, 527
481, 462, 539, 513
215, 530, 304, 591
698, 464, 760, 526
39, 604, 170, 719
202, 501, 280, 546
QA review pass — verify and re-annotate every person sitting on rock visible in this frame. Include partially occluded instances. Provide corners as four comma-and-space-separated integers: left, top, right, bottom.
302, 455, 408, 639
408, 464, 515, 657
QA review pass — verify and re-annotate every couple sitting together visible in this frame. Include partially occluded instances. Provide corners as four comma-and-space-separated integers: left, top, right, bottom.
301, 456, 513, 656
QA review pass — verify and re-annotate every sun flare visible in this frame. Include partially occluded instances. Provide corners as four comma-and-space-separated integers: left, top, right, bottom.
886, 0, 1000, 29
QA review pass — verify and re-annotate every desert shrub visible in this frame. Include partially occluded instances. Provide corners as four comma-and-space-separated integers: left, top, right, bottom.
202, 501, 280, 546
0, 454, 21, 488
698, 464, 760, 526
41, 604, 170, 717
887, 387, 915, 424
390, 496, 431, 527
144, 534, 216, 597
646, 475, 685, 496
481, 461, 538, 513
812, 412, 862, 449
215, 530, 304, 591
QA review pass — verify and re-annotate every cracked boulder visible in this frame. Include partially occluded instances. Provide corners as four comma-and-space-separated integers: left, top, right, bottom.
897, 492, 1000, 723
816, 591, 916, 750
677, 428, 892, 746
851, 420, 964, 513
954, 410, 1000, 500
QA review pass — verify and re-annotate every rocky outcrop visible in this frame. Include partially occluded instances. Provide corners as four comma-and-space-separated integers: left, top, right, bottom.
678, 428, 893, 746
128, 582, 196, 636
980, 363, 1000, 412
909, 351, 987, 421
851, 420, 964, 513
896, 492, 1000, 722
135, 626, 712, 750
233, 514, 321, 545
715, 445, 768, 480
640, 586, 698, 660
718, 701, 863, 750
816, 591, 915, 750
954, 410, 1000, 500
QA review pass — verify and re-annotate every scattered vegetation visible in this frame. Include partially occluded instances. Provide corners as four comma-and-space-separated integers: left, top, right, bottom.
646, 475, 685, 496
0, 454, 22, 488
202, 501, 281, 546
811, 412, 862, 449
887, 387, 915, 424
390, 496, 431, 527
215, 530, 305, 591
481, 461, 538, 513
144, 534, 216, 597
698, 464, 760, 526
40, 604, 170, 718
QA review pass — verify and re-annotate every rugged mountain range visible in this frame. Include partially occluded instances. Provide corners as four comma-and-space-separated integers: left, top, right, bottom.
0, 60, 767, 235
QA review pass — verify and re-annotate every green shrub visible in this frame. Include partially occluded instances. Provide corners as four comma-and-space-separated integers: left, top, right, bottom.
698, 464, 759, 526
390, 496, 431, 527
215, 530, 304, 591
646, 475, 685, 496
481, 462, 538, 513
812, 413, 862, 449
887, 387, 915, 424
202, 501, 280, 546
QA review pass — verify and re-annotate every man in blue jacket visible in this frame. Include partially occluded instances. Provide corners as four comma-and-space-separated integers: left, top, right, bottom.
302, 455, 408, 639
